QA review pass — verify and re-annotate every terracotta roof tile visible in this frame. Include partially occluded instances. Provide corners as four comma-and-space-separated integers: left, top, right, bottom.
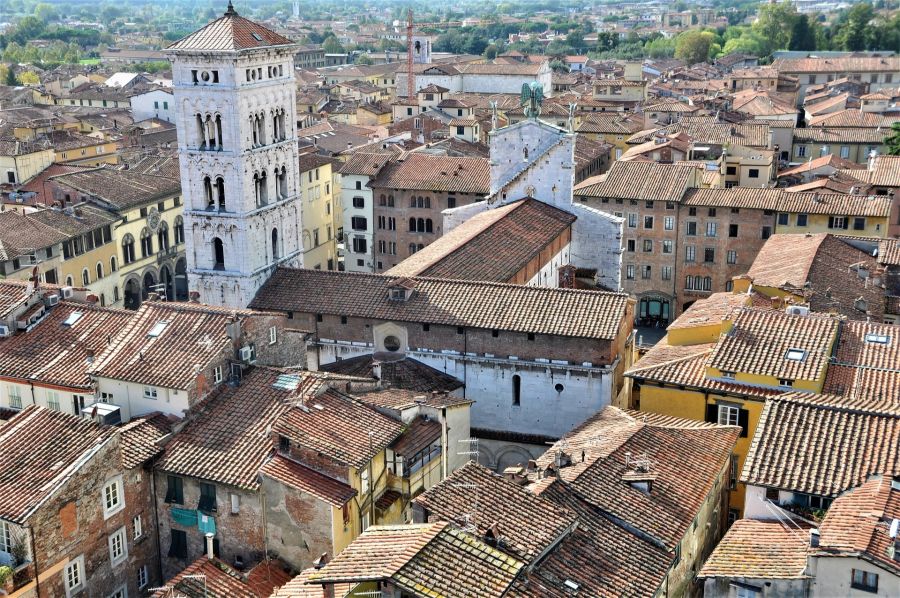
355, 388, 472, 411
0, 211, 69, 260
390, 416, 441, 459
823, 320, 900, 410
259, 455, 356, 506
794, 127, 892, 144
709, 308, 839, 383
869, 155, 900, 187
155, 367, 298, 490
51, 163, 180, 211
318, 353, 464, 394
573, 160, 698, 202
878, 238, 900, 266
699, 519, 809, 580
384, 198, 574, 282
815, 476, 900, 573
272, 388, 405, 469
166, 7, 295, 52
628, 122, 771, 148
0, 301, 133, 390
269, 568, 353, 598
250, 268, 630, 341
89, 301, 250, 390
337, 151, 395, 176
0, 406, 115, 523
153, 556, 290, 597
741, 393, 900, 496
667, 292, 750, 330
414, 461, 577, 561
370, 153, 489, 194
682, 188, 892, 217
118, 412, 174, 469
773, 56, 900, 74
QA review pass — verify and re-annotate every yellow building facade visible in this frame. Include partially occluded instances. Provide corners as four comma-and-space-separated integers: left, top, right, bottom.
299, 153, 340, 271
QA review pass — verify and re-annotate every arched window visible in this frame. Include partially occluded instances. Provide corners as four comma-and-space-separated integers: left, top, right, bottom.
174, 216, 185, 244
272, 228, 279, 260
96, 262, 103, 280
81, 268, 90, 286
250, 115, 259, 146
122, 234, 136, 264
255, 171, 268, 207
110, 256, 117, 273
424, 197, 431, 208
140, 228, 153, 258
512, 374, 521, 406
410, 197, 416, 208
277, 166, 287, 199
196, 114, 206, 148
387, 194, 394, 207
379, 194, 387, 206
416, 218, 425, 232
703, 276, 712, 291
113, 286, 120, 302
409, 243, 417, 255
213, 238, 225, 270
685, 275, 693, 290
214, 114, 223, 149
425, 219, 433, 233
408, 217, 416, 232
66, 275, 74, 287
100, 293, 105, 307
157, 221, 170, 252
203, 176, 214, 208
216, 177, 225, 210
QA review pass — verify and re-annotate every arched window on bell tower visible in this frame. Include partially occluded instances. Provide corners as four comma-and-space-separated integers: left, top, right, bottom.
216, 176, 225, 210
272, 228, 279, 261
213, 238, 225, 270
203, 176, 214, 209
277, 165, 287, 199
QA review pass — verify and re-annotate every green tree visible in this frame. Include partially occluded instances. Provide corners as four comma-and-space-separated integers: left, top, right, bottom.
33, 3, 60, 22
885, 122, 900, 156
549, 59, 569, 72
752, 1, 799, 55
484, 44, 499, 60
355, 53, 373, 65
322, 36, 345, 54
789, 14, 817, 51
5, 65, 16, 86
18, 71, 38, 84
837, 2, 874, 51
675, 30, 714, 65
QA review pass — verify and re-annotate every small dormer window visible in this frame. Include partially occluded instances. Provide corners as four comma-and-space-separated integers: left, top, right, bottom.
389, 288, 407, 301
252, 33, 263, 42
864, 333, 890, 344
721, 370, 735, 379
779, 378, 794, 388
785, 348, 806, 362
148, 321, 168, 337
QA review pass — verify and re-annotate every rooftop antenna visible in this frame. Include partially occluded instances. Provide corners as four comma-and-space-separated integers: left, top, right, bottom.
457, 437, 478, 462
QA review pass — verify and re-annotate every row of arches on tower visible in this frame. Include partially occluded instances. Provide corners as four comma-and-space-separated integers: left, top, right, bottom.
121, 219, 185, 265
196, 113, 223, 150
249, 108, 288, 148
200, 165, 289, 212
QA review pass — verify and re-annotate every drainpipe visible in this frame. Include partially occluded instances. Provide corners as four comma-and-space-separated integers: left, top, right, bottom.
152, 472, 164, 586
27, 525, 40, 596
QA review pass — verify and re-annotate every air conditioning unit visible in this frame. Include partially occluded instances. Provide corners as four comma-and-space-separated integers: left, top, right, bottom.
239, 346, 254, 362
0, 325, 11, 338
45, 294, 60, 306
60, 286, 75, 299
786, 305, 809, 317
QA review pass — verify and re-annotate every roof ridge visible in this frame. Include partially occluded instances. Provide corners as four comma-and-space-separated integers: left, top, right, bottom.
627, 347, 713, 374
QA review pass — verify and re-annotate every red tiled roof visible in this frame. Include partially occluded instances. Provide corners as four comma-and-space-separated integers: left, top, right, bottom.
369, 153, 490, 194
384, 199, 574, 282
166, 7, 295, 52
709, 308, 839, 383
0, 301, 133, 390
0, 406, 114, 523
155, 367, 296, 490
153, 556, 290, 597
815, 476, 900, 573
573, 160, 698, 202
741, 393, 900, 497
823, 320, 900, 410
390, 416, 441, 459
318, 353, 464, 394
259, 455, 356, 506
250, 269, 631, 341
269, 568, 353, 598
272, 388, 405, 469
699, 519, 809, 579
118, 412, 174, 469
682, 188, 892, 217
89, 301, 248, 390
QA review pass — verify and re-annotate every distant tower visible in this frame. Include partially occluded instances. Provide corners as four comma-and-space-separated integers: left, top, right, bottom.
164, 2, 303, 308
412, 36, 432, 64
292, 0, 300, 19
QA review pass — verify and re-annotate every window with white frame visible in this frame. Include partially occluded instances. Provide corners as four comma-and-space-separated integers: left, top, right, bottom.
137, 565, 148, 589
0, 520, 11, 553
108, 526, 127, 566
132, 514, 142, 540
214, 366, 223, 384
269, 326, 277, 344
361, 468, 369, 493
47, 390, 60, 411
8, 385, 21, 410
143, 386, 158, 400
718, 404, 739, 426
102, 476, 124, 518
64, 555, 85, 595
106, 586, 126, 598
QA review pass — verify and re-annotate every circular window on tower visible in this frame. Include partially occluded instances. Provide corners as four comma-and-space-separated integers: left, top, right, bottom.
383, 335, 402, 352
555, 383, 565, 393
200, 71, 211, 83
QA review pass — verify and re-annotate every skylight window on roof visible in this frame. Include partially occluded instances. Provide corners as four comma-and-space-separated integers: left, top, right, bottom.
62, 312, 83, 327
785, 348, 806, 362
252, 33, 263, 42
273, 374, 300, 391
147, 321, 168, 337
864, 333, 890, 344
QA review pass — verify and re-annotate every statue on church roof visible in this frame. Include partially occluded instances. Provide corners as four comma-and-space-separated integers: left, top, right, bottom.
520, 81, 543, 119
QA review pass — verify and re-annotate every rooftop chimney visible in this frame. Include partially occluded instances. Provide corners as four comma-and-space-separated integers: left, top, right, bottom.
810, 528, 820, 548
205, 532, 215, 559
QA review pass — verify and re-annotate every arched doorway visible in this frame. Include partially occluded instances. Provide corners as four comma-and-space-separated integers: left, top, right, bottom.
142, 271, 157, 300
174, 258, 188, 301
159, 265, 174, 301
124, 278, 141, 310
